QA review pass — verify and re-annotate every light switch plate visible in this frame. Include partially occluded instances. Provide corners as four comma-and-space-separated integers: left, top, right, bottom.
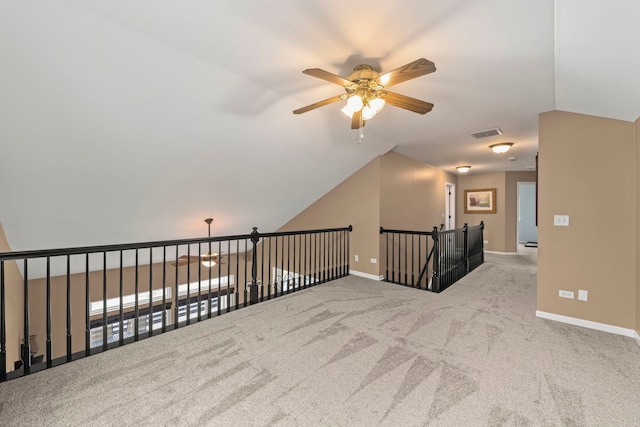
578, 289, 588, 301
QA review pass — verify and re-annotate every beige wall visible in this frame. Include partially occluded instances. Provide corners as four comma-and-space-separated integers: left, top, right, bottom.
538, 110, 636, 329
457, 173, 507, 252
279, 157, 381, 276
380, 151, 457, 231
0, 224, 24, 372
280, 151, 456, 277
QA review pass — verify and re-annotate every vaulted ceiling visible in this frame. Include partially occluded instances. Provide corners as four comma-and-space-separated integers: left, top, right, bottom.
1, 0, 639, 251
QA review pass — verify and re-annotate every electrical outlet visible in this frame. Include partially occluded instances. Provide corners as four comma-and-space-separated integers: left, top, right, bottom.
559, 290, 574, 299
554, 215, 570, 226
370, 258, 377, 264
578, 289, 588, 301
483, 240, 488, 244
354, 255, 359, 262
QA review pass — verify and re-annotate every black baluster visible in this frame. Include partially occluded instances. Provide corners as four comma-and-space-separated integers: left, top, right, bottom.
22, 259, 30, 374
149, 248, 154, 334
197, 243, 202, 322
235, 239, 239, 309
267, 237, 272, 298
67, 255, 72, 361
411, 235, 415, 287
228, 239, 232, 310
218, 240, 222, 314
286, 235, 291, 293
244, 238, 248, 307
404, 233, 408, 285
118, 251, 124, 346
162, 246, 167, 332
0, 261, 6, 380
186, 245, 191, 325
134, 249, 139, 340
46, 257, 52, 366
102, 252, 107, 352
85, 254, 90, 356
174, 246, 179, 329
303, 234, 307, 287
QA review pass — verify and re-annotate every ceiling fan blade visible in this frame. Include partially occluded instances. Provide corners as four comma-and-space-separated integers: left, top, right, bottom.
293, 95, 345, 114
376, 58, 436, 88
302, 68, 353, 87
382, 91, 434, 114
351, 109, 363, 129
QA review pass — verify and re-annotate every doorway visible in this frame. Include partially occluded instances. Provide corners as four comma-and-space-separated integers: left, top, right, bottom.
445, 182, 456, 230
517, 182, 537, 251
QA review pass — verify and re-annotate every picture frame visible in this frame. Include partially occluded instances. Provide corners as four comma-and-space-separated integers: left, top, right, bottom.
464, 188, 496, 214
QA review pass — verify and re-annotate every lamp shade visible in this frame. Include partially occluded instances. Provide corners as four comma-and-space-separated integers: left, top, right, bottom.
200, 253, 218, 268
341, 95, 364, 118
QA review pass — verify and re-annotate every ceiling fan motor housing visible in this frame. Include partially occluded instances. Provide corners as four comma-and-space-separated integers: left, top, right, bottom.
347, 64, 380, 82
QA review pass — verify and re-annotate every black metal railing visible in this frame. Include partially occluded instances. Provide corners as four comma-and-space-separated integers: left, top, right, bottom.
380, 222, 484, 293
0, 225, 352, 382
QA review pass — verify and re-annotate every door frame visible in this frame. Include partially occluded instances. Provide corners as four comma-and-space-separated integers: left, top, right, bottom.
517, 181, 537, 252
445, 182, 456, 230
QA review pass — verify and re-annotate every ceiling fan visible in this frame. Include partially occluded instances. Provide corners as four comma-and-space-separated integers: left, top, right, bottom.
172, 218, 225, 268
293, 58, 436, 129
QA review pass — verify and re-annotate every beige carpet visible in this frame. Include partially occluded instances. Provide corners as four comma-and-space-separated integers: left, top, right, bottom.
1, 253, 639, 426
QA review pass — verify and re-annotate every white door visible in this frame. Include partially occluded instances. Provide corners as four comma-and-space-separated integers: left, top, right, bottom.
445, 182, 456, 230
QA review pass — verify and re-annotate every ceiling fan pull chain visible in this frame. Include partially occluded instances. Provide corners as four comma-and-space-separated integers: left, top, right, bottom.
358, 116, 364, 143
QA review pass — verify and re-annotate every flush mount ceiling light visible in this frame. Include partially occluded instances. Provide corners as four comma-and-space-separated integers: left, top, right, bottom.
489, 142, 514, 154
456, 165, 471, 173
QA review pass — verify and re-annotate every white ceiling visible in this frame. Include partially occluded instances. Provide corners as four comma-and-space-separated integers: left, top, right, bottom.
1, 0, 639, 251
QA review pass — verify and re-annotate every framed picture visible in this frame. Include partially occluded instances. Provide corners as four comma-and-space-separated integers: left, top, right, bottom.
464, 188, 496, 214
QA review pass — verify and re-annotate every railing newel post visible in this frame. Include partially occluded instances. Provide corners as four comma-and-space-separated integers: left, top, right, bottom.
250, 227, 260, 305
431, 226, 440, 293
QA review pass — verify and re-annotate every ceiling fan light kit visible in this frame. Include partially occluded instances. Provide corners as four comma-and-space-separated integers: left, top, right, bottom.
293, 58, 436, 130
489, 142, 514, 153
171, 218, 224, 268
201, 218, 216, 267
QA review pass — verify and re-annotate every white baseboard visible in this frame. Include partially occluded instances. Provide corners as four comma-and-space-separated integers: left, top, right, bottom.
536, 311, 637, 339
484, 251, 519, 255
349, 270, 384, 281
634, 331, 640, 348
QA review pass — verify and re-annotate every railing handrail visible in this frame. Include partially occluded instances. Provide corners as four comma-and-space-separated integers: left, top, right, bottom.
259, 225, 352, 239
379, 227, 434, 236
0, 225, 353, 262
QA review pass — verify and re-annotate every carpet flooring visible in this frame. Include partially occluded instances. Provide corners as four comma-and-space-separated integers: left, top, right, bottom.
0, 253, 639, 426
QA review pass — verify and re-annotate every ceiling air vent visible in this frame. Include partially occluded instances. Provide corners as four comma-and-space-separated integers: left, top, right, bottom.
470, 128, 503, 139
